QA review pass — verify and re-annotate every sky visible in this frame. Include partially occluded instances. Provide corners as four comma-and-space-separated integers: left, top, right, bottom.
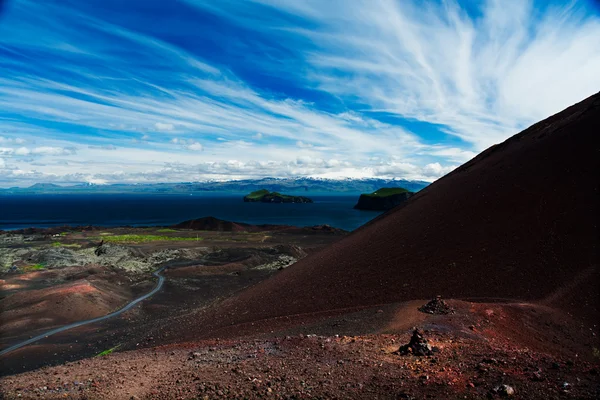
0, 0, 599, 187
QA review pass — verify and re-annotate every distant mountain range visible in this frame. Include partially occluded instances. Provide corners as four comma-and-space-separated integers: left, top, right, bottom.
0, 178, 429, 195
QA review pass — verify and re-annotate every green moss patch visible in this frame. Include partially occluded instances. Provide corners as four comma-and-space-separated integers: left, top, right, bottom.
100, 234, 201, 244
96, 344, 121, 357
24, 264, 46, 271
363, 187, 411, 197
51, 242, 82, 248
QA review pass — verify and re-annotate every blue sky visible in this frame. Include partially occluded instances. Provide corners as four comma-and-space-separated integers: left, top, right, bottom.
0, 0, 599, 186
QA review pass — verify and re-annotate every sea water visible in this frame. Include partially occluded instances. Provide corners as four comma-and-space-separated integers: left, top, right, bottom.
0, 194, 382, 232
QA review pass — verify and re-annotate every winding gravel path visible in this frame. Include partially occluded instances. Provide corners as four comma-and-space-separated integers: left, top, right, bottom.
0, 266, 167, 357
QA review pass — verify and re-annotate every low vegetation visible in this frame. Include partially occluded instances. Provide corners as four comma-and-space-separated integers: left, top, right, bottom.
95, 344, 121, 357
51, 242, 81, 248
99, 234, 201, 244
244, 189, 270, 200
157, 228, 178, 233
24, 264, 45, 271
244, 189, 313, 203
363, 187, 410, 197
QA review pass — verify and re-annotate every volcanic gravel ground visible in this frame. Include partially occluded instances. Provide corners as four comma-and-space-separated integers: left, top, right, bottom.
1, 301, 598, 399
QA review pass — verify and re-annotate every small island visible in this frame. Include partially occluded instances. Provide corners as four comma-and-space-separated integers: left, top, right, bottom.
243, 189, 313, 203
354, 187, 414, 211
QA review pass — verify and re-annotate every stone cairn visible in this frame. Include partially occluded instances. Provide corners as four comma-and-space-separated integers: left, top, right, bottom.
418, 295, 454, 315
396, 328, 434, 356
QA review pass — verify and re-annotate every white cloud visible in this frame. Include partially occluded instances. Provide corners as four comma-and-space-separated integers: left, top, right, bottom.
296, 140, 313, 148
7, 0, 593, 186
88, 144, 117, 150
0, 145, 77, 157
426, 147, 478, 163
0, 136, 26, 144
0, 157, 449, 186
0, 157, 5, 168
186, 141, 203, 151
31, 146, 77, 156
85, 177, 108, 185
422, 162, 456, 178
15, 147, 31, 156
169, 137, 203, 151
155, 122, 174, 131
250, 0, 600, 150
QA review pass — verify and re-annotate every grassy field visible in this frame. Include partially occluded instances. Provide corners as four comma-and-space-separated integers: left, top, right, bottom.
363, 187, 411, 197
51, 242, 82, 248
99, 234, 201, 244
244, 189, 270, 200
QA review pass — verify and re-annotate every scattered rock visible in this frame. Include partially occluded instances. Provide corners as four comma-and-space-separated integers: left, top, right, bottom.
492, 384, 515, 397
531, 369, 543, 381
418, 296, 454, 315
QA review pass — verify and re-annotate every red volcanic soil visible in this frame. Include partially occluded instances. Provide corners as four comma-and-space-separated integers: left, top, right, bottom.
0, 280, 130, 339
0, 266, 133, 343
1, 301, 598, 399
183, 92, 599, 339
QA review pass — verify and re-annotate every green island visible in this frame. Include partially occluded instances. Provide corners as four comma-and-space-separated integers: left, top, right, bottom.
354, 187, 414, 211
243, 189, 313, 203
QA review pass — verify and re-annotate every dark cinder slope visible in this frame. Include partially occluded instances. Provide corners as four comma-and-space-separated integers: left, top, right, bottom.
205, 93, 600, 331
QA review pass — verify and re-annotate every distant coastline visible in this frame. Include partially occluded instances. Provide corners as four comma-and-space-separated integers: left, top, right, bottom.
0, 178, 429, 195
0, 194, 384, 232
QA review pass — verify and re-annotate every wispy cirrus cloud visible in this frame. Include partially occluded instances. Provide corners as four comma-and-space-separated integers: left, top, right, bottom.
194, 0, 600, 150
0, 0, 598, 187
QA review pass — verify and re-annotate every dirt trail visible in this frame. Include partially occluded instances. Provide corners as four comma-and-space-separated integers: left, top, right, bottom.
0, 266, 167, 356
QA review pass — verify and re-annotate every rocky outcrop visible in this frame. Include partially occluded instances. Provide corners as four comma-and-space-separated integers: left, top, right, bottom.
353, 188, 414, 211
243, 189, 313, 203
174, 216, 249, 232
173, 216, 292, 232
281, 224, 347, 235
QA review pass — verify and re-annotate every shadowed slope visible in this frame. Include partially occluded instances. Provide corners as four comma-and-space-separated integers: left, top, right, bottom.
200, 93, 599, 334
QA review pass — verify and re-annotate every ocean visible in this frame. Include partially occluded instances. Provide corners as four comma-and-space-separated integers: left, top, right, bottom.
0, 194, 382, 232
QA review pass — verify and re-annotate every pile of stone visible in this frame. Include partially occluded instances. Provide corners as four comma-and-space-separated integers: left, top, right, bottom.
396, 329, 435, 356
94, 240, 106, 256
418, 295, 454, 315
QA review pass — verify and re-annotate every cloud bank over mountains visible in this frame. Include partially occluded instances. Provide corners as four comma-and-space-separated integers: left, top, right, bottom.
0, 0, 598, 186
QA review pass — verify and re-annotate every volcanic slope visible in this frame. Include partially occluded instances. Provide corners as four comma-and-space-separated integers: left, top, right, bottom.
194, 92, 599, 336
